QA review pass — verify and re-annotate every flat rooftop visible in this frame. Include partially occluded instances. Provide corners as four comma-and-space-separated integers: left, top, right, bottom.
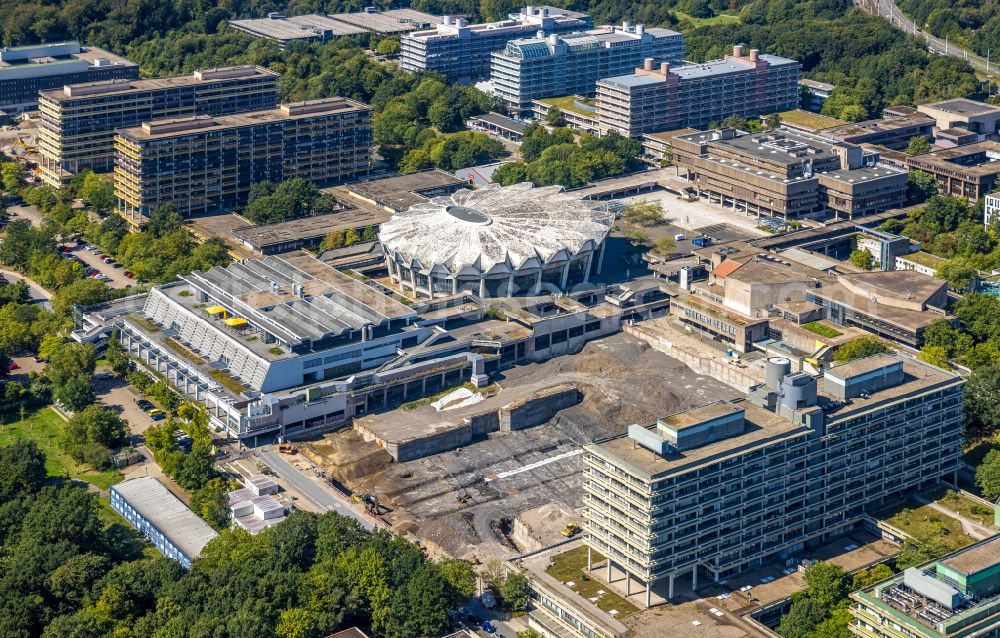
776, 109, 847, 132
118, 97, 369, 140
838, 269, 945, 304
112, 476, 218, 559
182, 252, 414, 347
592, 356, 959, 478
821, 115, 931, 139
329, 8, 442, 33
593, 397, 802, 478
819, 163, 907, 185
39, 65, 275, 102
470, 112, 527, 134
939, 535, 1000, 575
660, 401, 742, 431
343, 170, 465, 212
921, 98, 1000, 117
229, 14, 368, 41
233, 208, 390, 250
908, 141, 1000, 175
0, 42, 133, 69
600, 54, 798, 89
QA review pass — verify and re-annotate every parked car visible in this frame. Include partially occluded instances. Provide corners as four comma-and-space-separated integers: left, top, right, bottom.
91, 249, 102, 255
125, 271, 134, 278
150, 412, 167, 421
102, 257, 113, 264
137, 399, 154, 411
8, 362, 19, 371
112, 262, 123, 268
481, 621, 497, 634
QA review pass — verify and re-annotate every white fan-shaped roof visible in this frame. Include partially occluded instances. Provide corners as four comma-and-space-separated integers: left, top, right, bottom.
378, 183, 613, 274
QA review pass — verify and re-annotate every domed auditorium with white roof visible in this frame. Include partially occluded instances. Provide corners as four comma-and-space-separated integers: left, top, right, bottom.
378, 183, 614, 298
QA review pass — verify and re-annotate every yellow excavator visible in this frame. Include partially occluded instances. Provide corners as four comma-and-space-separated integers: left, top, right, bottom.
561, 522, 581, 537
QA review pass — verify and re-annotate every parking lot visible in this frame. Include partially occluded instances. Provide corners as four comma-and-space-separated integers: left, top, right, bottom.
65, 243, 135, 289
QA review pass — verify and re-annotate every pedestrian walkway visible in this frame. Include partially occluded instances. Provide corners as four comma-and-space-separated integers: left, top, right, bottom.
913, 493, 995, 540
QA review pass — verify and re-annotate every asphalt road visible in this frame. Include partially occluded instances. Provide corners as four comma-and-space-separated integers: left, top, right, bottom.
0, 268, 52, 308
856, 0, 996, 74
256, 448, 376, 531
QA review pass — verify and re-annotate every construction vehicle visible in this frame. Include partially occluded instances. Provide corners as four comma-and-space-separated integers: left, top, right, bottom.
561, 523, 581, 537
352, 492, 382, 514
278, 443, 298, 454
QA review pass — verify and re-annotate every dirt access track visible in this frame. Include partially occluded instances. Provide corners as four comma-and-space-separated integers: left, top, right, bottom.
301, 331, 740, 562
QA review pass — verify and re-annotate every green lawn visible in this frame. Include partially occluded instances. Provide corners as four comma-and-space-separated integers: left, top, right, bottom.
674, 11, 741, 26
802, 321, 843, 339
928, 488, 997, 528
0, 407, 123, 490
879, 499, 977, 553
546, 546, 639, 618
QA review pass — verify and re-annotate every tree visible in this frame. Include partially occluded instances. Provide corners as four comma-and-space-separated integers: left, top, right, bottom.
976, 449, 1000, 501
37, 333, 64, 361
500, 571, 530, 612
777, 597, 829, 638
545, 106, 566, 127
80, 173, 116, 213
833, 337, 890, 363
190, 477, 233, 530
0, 439, 47, 500
105, 332, 131, 378
652, 236, 676, 257
65, 404, 127, 467
852, 564, 894, 590
897, 530, 953, 570
622, 200, 663, 226
46, 342, 96, 409
55, 375, 96, 412
849, 248, 875, 270
145, 205, 183, 239
811, 607, 852, 638
276, 608, 317, 638
803, 562, 846, 609
905, 135, 932, 156
1, 162, 26, 191
936, 259, 979, 291
764, 112, 782, 130
919, 345, 951, 369
375, 37, 401, 56
438, 557, 476, 600
320, 230, 346, 251
964, 365, 1000, 440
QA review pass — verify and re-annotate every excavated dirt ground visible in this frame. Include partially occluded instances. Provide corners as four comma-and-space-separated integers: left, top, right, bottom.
302, 332, 739, 561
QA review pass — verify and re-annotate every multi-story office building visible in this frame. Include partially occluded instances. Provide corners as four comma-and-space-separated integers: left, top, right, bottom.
595, 45, 801, 137
799, 79, 834, 113
672, 126, 908, 220
916, 98, 1000, 136
114, 97, 372, 221
38, 66, 278, 186
400, 5, 592, 81
849, 535, 1000, 638
0, 42, 138, 114
985, 194, 1000, 228
907, 142, 1000, 200
671, 238, 952, 351
821, 112, 934, 151
584, 354, 964, 606
38, 65, 279, 187
490, 23, 684, 115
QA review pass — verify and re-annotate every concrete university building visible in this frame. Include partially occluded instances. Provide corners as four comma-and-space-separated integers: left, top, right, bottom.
850, 535, 1000, 638
490, 23, 685, 115
378, 183, 614, 298
672, 126, 908, 220
37, 65, 279, 187
114, 97, 372, 223
595, 45, 801, 137
111, 476, 218, 567
400, 5, 593, 81
584, 354, 964, 606
0, 42, 138, 114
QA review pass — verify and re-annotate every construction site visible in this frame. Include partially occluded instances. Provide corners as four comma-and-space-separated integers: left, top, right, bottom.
297, 331, 740, 561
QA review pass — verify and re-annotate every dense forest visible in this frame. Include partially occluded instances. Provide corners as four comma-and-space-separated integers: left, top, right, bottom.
0, 440, 500, 638
0, 0, 983, 128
